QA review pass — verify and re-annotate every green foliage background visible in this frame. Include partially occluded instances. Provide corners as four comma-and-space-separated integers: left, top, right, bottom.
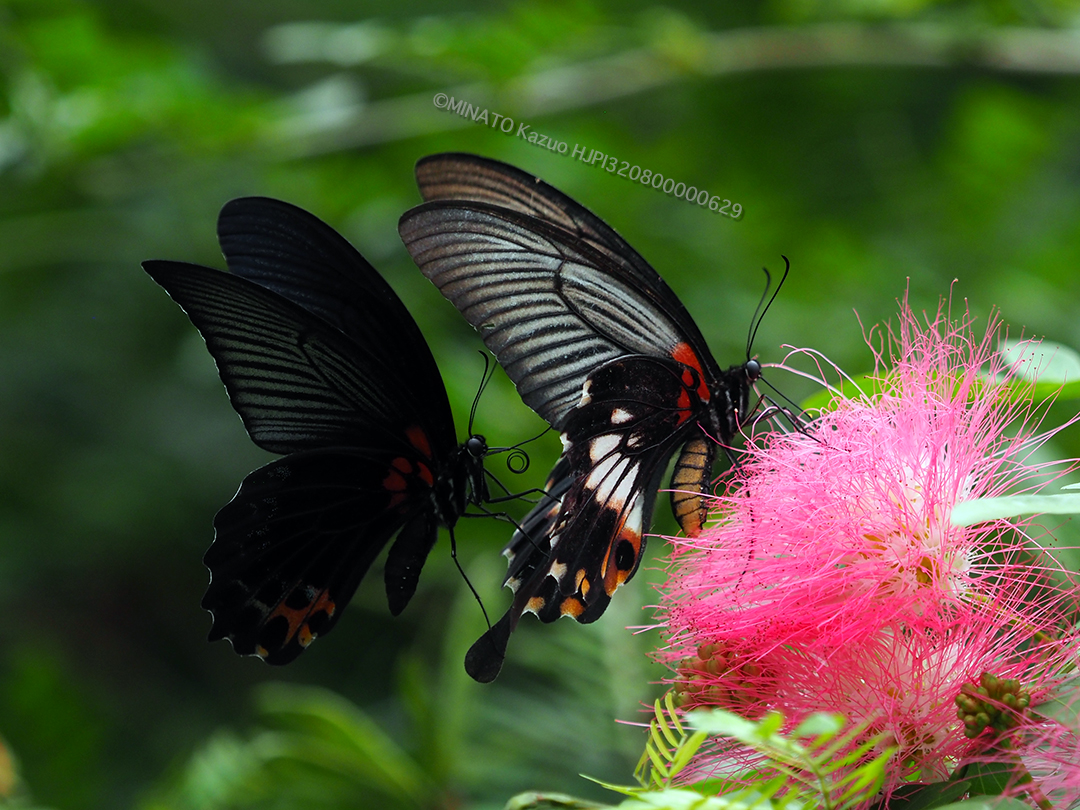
2, 0, 1080, 807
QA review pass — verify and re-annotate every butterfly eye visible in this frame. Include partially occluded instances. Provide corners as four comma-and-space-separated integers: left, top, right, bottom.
466, 435, 488, 457
744, 359, 762, 381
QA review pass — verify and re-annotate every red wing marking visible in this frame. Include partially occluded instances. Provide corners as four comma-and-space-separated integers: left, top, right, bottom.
406, 425, 432, 458
671, 341, 711, 402
383, 465, 407, 492
603, 528, 642, 595
383, 456, 435, 493
416, 461, 434, 487
383, 457, 414, 508
676, 388, 692, 424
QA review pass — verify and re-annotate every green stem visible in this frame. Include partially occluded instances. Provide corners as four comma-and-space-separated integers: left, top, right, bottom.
993, 735, 1055, 810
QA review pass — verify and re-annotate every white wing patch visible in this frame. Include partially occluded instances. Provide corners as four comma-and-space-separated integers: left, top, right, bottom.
625, 493, 644, 535
589, 433, 621, 463
586, 460, 638, 510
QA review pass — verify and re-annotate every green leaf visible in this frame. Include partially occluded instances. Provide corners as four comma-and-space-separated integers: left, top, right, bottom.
950, 493, 1080, 526
799, 373, 881, 411
869, 780, 971, 810
614, 787, 751, 809
929, 799, 1031, 810
957, 761, 1013, 797
685, 709, 763, 739
1030, 675, 1080, 726
504, 791, 612, 809
998, 339, 1080, 388
255, 683, 433, 806
792, 713, 844, 738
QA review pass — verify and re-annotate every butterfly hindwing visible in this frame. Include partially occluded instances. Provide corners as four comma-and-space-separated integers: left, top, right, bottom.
207, 447, 433, 663
464, 355, 711, 682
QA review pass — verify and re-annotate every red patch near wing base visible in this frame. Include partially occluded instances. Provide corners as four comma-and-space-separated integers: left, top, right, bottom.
671, 341, 711, 403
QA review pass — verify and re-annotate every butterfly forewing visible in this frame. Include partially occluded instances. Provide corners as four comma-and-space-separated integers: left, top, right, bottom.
400, 203, 711, 430
415, 153, 670, 294
216, 198, 455, 438
145, 261, 421, 456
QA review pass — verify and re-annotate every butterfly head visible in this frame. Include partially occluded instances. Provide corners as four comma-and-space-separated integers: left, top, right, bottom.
466, 434, 488, 458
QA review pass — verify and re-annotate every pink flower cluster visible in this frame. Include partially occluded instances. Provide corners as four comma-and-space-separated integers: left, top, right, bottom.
657, 298, 1080, 802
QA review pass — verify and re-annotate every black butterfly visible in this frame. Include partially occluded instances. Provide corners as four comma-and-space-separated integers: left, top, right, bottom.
145, 196, 505, 667
399, 153, 767, 682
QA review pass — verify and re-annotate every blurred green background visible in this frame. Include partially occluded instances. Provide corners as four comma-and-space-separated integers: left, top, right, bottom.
3, 0, 1080, 807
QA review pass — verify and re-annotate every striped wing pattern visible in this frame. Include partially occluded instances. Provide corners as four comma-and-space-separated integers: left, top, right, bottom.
399, 203, 696, 430
144, 261, 407, 456
216, 197, 454, 435
415, 152, 683, 296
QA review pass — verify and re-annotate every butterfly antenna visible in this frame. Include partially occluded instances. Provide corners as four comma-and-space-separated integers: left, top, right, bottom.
746, 256, 791, 359
468, 352, 496, 436
487, 423, 552, 476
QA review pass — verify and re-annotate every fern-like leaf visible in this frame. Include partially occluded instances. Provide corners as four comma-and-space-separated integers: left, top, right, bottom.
687, 710, 895, 810
634, 692, 708, 789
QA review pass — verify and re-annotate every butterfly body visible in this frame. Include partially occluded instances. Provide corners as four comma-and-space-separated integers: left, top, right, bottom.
146, 197, 498, 666
399, 154, 763, 681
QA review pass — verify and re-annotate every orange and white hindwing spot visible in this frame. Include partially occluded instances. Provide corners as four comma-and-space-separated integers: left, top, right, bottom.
255, 585, 337, 660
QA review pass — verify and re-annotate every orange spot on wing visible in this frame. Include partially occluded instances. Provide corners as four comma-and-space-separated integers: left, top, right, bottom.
268, 590, 337, 650
559, 597, 585, 618
602, 527, 643, 596
526, 596, 546, 614
573, 568, 593, 598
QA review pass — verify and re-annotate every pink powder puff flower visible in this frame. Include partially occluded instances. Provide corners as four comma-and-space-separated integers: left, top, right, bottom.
656, 295, 1080, 799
